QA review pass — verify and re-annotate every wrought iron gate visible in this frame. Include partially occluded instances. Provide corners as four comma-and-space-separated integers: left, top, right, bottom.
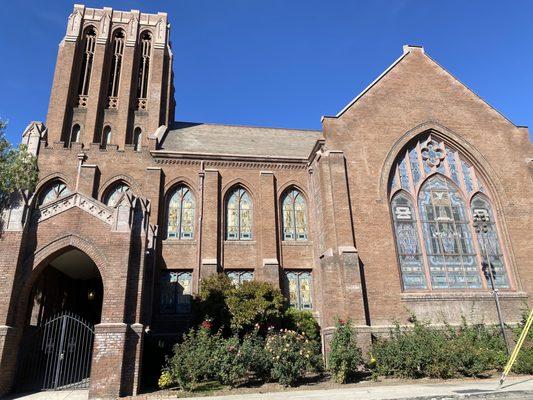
17, 311, 95, 391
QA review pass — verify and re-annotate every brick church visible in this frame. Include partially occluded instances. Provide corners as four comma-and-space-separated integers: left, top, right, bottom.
0, 4, 531, 399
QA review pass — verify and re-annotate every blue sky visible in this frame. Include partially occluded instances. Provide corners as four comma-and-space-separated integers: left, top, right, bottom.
1, 0, 532, 143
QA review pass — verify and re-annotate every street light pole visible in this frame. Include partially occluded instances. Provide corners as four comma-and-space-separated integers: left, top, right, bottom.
473, 212, 510, 354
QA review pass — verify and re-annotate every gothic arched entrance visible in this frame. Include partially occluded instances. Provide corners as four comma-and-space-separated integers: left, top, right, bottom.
16, 248, 103, 392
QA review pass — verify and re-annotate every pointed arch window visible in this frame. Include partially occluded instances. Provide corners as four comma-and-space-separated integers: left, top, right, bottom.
471, 195, 509, 288
39, 181, 71, 206
419, 176, 480, 289
77, 27, 96, 107
103, 182, 130, 207
133, 127, 142, 151
65, 124, 80, 148
389, 134, 511, 291
107, 29, 125, 109
167, 186, 195, 239
282, 189, 308, 240
101, 126, 112, 149
226, 187, 252, 240
136, 31, 152, 110
391, 192, 426, 289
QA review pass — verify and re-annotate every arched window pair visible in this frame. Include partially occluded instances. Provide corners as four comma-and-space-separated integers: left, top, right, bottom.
389, 135, 509, 290
167, 186, 195, 239
224, 186, 308, 241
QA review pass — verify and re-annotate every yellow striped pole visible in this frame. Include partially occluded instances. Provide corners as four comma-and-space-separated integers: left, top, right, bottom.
499, 309, 533, 388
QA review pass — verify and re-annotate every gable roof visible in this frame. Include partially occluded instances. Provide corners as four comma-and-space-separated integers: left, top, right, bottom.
157, 122, 323, 161
328, 45, 519, 128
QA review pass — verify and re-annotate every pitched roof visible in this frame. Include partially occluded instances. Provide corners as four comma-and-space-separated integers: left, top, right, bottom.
158, 122, 323, 160
329, 45, 519, 127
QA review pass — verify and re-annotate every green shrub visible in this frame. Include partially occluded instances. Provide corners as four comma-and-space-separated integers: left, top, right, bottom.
328, 319, 363, 383
285, 308, 321, 343
372, 319, 507, 380
452, 320, 506, 377
265, 329, 320, 386
226, 280, 286, 335
167, 327, 223, 390
193, 274, 233, 334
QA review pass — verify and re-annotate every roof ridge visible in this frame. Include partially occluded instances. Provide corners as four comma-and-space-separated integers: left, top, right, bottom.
172, 121, 322, 133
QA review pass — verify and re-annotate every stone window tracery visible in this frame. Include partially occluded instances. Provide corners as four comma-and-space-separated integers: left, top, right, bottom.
107, 29, 125, 108
39, 181, 71, 206
103, 182, 130, 207
66, 124, 80, 148
389, 134, 510, 291
101, 126, 112, 149
284, 271, 312, 310
471, 195, 509, 288
167, 186, 195, 239
391, 192, 426, 289
226, 270, 254, 286
226, 187, 252, 240
282, 189, 308, 241
77, 27, 96, 107
136, 31, 151, 110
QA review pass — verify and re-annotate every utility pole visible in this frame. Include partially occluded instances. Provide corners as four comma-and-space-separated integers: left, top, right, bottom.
472, 211, 510, 354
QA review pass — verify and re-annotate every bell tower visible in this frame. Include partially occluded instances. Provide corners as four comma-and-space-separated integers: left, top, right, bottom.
45, 4, 175, 150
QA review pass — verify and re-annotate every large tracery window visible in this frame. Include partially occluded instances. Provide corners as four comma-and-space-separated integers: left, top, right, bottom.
389, 134, 510, 291
77, 27, 97, 107
282, 189, 308, 241
226, 187, 252, 240
284, 271, 313, 310
167, 186, 195, 239
39, 181, 71, 206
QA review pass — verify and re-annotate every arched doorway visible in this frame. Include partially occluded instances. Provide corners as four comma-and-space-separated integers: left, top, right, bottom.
16, 248, 103, 392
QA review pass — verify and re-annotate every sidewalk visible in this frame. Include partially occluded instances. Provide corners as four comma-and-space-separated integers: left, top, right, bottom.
6, 376, 533, 399
176, 376, 533, 400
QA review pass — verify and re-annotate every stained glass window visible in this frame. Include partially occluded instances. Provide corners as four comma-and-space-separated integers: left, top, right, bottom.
389, 134, 511, 291
103, 182, 130, 207
226, 187, 252, 240
159, 271, 192, 314
391, 193, 427, 289
284, 271, 312, 310
282, 189, 308, 240
418, 176, 480, 289
471, 195, 509, 288
226, 270, 254, 285
167, 186, 195, 239
39, 181, 71, 206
